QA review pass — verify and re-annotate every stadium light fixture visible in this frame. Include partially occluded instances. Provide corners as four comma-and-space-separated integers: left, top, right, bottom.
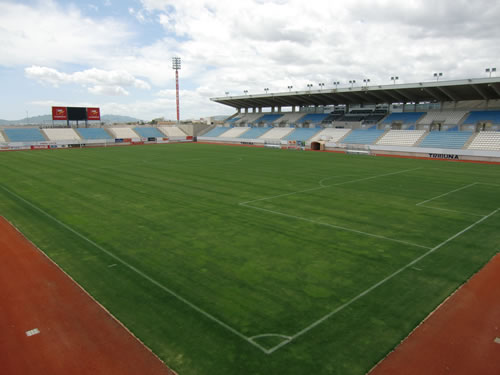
390, 76, 399, 85
287, 85, 293, 92
244, 90, 248, 95
172, 57, 181, 123
333, 81, 340, 90
318, 83, 325, 91
433, 72, 443, 81
225, 91, 229, 97
486, 67, 497, 77
264, 88, 269, 94
363, 79, 370, 87
307, 84, 313, 91
349, 80, 356, 88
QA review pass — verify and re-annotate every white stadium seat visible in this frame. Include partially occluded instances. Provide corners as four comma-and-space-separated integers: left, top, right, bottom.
467, 131, 500, 151
43, 128, 81, 141
376, 130, 426, 146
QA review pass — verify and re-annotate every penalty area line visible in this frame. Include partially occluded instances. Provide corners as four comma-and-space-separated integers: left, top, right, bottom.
264, 207, 500, 354
240, 167, 422, 205
241, 203, 431, 250
0, 184, 269, 354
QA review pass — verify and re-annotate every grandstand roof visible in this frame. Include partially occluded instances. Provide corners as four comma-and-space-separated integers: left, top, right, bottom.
211, 77, 500, 109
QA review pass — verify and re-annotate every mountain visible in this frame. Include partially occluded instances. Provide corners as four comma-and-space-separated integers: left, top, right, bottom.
0, 114, 142, 125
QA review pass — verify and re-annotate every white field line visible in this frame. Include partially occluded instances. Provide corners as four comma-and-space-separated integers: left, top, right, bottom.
241, 204, 431, 250
0, 185, 269, 354
416, 182, 500, 217
240, 167, 422, 205
419, 205, 485, 218
416, 183, 477, 206
475, 182, 500, 188
318, 175, 358, 188
250, 333, 292, 340
264, 207, 499, 354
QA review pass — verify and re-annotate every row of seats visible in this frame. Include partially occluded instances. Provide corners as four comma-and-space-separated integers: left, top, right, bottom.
382, 112, 426, 125
201, 125, 500, 150
377, 130, 427, 146
463, 111, 500, 125
468, 131, 500, 150
342, 129, 386, 144
419, 111, 468, 125
77, 128, 112, 140
0, 126, 186, 142
419, 132, 473, 149
4, 128, 46, 142
231, 110, 500, 127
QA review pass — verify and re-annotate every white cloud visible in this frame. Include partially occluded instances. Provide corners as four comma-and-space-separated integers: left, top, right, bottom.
88, 85, 130, 96
25, 66, 150, 96
4, 0, 500, 121
0, 0, 131, 67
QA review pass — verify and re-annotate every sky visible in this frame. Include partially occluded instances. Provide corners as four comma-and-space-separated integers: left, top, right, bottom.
0, 0, 499, 121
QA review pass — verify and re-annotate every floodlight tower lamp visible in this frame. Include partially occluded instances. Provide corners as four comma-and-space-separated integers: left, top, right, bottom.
391, 76, 399, 85
287, 85, 293, 92
172, 57, 181, 123
486, 67, 497, 78
433, 72, 443, 81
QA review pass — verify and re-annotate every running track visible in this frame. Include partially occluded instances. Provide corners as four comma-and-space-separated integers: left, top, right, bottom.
0, 217, 176, 375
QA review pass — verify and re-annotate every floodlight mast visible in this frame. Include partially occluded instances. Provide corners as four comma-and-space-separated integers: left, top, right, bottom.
172, 57, 181, 123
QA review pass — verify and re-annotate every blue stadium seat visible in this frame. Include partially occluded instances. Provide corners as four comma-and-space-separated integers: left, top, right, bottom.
238, 127, 272, 139
203, 127, 231, 137
4, 128, 45, 142
76, 128, 112, 140
342, 129, 385, 144
419, 131, 473, 149
296, 114, 329, 124
254, 114, 283, 124
382, 112, 426, 124
133, 127, 164, 138
463, 111, 500, 125
283, 128, 321, 141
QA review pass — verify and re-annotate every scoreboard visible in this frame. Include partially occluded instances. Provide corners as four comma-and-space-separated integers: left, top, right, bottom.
51, 107, 101, 121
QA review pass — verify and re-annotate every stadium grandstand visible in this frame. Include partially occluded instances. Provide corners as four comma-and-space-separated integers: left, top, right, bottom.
0, 124, 189, 150
203, 77, 500, 162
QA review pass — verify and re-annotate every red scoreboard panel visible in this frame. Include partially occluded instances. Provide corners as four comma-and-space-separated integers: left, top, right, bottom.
52, 106, 68, 121
87, 107, 101, 121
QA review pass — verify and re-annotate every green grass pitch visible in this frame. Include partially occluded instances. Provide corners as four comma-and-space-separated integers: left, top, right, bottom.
1, 143, 499, 374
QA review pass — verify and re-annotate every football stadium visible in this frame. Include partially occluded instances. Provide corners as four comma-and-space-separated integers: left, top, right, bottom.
2, 0, 500, 373
1, 74, 500, 375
